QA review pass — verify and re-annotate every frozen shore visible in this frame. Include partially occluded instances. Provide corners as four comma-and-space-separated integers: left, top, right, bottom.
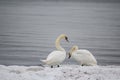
0, 65, 120, 80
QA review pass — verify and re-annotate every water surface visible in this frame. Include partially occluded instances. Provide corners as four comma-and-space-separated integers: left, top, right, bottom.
0, 1, 120, 65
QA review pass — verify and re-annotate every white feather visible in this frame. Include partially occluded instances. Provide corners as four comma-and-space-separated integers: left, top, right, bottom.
41, 34, 68, 67
69, 46, 97, 66
41, 51, 66, 65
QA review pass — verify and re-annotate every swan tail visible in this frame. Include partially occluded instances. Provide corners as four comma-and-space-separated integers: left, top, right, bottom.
41, 60, 48, 64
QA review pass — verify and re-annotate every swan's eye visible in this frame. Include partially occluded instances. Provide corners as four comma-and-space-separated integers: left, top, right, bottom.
65, 36, 69, 42
65, 36, 68, 40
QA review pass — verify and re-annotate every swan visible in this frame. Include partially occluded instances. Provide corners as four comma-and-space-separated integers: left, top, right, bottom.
68, 45, 97, 66
41, 34, 69, 68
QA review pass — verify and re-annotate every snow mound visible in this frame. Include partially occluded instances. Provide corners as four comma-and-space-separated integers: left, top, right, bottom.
0, 65, 120, 80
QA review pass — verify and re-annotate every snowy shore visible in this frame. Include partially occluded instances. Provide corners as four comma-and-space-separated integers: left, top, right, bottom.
0, 65, 120, 80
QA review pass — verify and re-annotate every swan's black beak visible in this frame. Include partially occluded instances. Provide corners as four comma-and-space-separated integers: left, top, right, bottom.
68, 53, 71, 59
65, 36, 69, 42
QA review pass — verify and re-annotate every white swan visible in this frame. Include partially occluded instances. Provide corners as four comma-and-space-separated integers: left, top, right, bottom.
68, 45, 97, 66
41, 34, 69, 68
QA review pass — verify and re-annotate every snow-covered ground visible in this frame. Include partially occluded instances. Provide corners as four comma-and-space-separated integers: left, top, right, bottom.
0, 65, 120, 80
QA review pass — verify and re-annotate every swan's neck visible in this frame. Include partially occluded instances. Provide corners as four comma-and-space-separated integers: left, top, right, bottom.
55, 37, 65, 51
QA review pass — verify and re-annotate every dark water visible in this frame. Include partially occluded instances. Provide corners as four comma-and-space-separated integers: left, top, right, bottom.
0, 1, 120, 66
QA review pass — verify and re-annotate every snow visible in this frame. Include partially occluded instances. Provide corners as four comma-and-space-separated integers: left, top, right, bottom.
0, 65, 120, 80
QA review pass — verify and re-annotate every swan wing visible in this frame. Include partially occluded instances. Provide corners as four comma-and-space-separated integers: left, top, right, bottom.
77, 49, 92, 56
76, 50, 96, 60
76, 49, 97, 64
46, 50, 66, 64
47, 51, 61, 60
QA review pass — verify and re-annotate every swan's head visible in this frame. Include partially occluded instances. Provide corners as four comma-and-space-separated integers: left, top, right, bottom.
59, 34, 69, 42
55, 34, 69, 51
68, 45, 78, 59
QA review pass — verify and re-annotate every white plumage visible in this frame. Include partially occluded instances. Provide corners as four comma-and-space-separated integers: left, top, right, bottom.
68, 46, 97, 66
41, 51, 66, 65
41, 34, 69, 68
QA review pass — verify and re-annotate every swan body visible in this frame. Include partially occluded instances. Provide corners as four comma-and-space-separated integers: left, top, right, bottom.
41, 34, 69, 68
68, 46, 97, 66
41, 50, 66, 66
